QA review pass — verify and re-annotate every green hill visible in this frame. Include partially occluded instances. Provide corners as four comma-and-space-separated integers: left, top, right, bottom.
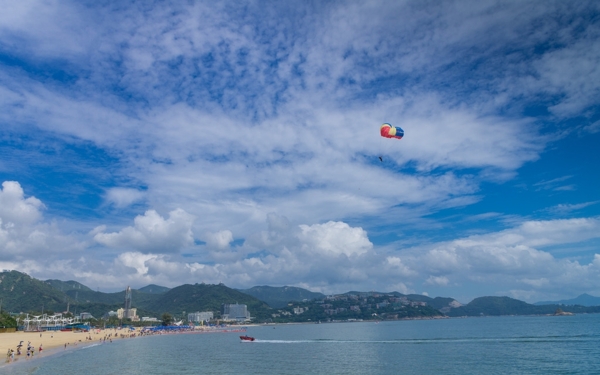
45, 279, 93, 292
64, 289, 160, 307
239, 286, 326, 308
343, 292, 460, 313
8, 270, 600, 321
145, 283, 273, 320
138, 284, 170, 294
446, 296, 600, 317
0, 270, 71, 313
535, 293, 600, 307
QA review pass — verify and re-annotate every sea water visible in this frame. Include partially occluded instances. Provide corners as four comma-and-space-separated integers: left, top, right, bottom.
2, 314, 600, 374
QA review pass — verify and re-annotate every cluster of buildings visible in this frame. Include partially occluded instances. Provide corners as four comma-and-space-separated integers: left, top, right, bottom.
188, 304, 251, 323
79, 285, 252, 325
317, 294, 427, 315
104, 286, 141, 321
273, 292, 431, 317
106, 307, 139, 321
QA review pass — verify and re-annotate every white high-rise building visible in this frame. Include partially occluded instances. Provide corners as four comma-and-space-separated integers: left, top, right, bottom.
188, 311, 214, 322
221, 304, 251, 321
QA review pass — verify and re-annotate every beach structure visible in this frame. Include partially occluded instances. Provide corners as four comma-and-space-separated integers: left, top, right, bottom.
221, 304, 251, 322
20, 313, 81, 331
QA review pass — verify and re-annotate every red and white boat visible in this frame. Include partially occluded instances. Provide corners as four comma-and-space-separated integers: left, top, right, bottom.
240, 335, 255, 342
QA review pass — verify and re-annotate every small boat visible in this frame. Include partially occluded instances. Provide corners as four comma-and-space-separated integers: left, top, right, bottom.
240, 335, 255, 342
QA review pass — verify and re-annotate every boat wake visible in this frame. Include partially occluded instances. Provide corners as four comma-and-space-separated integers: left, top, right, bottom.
252, 335, 599, 344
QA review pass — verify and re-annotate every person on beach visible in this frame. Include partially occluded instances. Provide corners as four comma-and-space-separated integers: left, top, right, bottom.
39, 344, 43, 353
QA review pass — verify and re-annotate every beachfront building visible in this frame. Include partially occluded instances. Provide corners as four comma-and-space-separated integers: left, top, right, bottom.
116, 307, 139, 321
141, 317, 159, 322
188, 311, 214, 323
221, 304, 251, 322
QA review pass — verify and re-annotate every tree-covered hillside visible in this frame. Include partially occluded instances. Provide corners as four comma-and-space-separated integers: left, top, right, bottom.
144, 283, 273, 320
0, 271, 70, 313
138, 284, 170, 294
271, 293, 443, 322
44, 279, 93, 292
63, 289, 161, 307
5, 270, 600, 322
446, 296, 600, 317
238, 285, 326, 308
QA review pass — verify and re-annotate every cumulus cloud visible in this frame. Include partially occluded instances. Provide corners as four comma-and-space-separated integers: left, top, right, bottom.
0, 181, 83, 260
414, 217, 600, 300
297, 221, 373, 257
94, 209, 195, 253
1, 196, 600, 302
0, 181, 44, 226
203, 230, 234, 250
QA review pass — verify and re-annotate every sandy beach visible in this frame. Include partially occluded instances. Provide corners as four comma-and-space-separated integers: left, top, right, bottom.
1, 325, 248, 365
1, 329, 123, 364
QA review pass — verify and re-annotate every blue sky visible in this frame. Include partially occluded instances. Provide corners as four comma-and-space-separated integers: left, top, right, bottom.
0, 0, 599, 303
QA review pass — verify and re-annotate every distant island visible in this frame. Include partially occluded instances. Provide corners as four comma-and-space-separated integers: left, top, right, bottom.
1, 270, 599, 328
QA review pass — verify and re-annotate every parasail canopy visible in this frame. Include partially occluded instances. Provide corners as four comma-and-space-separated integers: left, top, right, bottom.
380, 123, 404, 140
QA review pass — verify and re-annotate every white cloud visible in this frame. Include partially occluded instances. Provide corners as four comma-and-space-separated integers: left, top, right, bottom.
534, 32, 600, 117
426, 276, 450, 286
384, 256, 417, 278
0, 181, 44, 226
297, 221, 373, 257
413, 217, 600, 299
203, 230, 233, 250
0, 181, 83, 260
0, 193, 599, 301
94, 209, 195, 253
0, 1, 599, 302
546, 201, 599, 215
105, 188, 145, 208
585, 120, 600, 134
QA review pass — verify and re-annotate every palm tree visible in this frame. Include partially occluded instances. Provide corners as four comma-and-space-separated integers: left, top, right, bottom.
161, 313, 173, 326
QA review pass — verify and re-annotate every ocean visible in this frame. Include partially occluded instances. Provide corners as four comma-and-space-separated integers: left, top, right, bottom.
2, 314, 600, 374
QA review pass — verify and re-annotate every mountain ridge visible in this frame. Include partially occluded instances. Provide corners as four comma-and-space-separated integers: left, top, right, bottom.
3, 270, 600, 320
534, 293, 600, 307
238, 285, 326, 308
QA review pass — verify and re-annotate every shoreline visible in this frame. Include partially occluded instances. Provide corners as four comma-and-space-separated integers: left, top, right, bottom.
1, 329, 111, 368
0, 325, 248, 367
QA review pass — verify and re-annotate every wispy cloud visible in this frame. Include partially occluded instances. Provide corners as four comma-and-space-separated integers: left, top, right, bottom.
533, 175, 575, 191
545, 201, 599, 215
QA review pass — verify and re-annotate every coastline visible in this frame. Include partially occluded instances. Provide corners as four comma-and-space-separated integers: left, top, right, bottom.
0, 325, 248, 367
1, 329, 112, 367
